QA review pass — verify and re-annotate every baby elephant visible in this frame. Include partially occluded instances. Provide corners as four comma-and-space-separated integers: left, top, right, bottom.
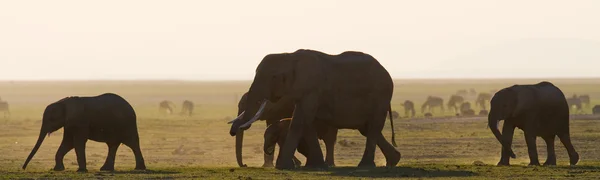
263, 118, 338, 167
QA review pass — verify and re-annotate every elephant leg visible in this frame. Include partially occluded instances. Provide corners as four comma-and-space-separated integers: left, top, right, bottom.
323, 128, 338, 167
542, 135, 556, 166
73, 135, 88, 172
358, 104, 387, 168
100, 142, 120, 171
376, 132, 401, 168
276, 92, 321, 170
498, 123, 515, 166
292, 156, 302, 167
524, 131, 540, 166
558, 133, 580, 165
123, 137, 147, 170
53, 135, 74, 171
262, 152, 275, 167
302, 125, 326, 168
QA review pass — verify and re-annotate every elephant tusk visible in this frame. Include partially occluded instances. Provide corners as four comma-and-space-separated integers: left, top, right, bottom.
227, 111, 245, 124
240, 100, 267, 129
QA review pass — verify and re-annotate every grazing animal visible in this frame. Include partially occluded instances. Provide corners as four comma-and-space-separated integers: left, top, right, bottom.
593, 105, 600, 115
459, 102, 474, 116
566, 95, 583, 114
456, 89, 469, 97
22, 93, 146, 172
469, 88, 477, 96
0, 101, 10, 118
475, 93, 492, 110
159, 100, 176, 115
578, 94, 590, 107
180, 100, 194, 116
447, 95, 465, 112
228, 49, 400, 170
400, 100, 416, 118
462, 109, 475, 116
424, 112, 433, 118
389, 111, 400, 119
421, 96, 444, 113
488, 81, 579, 166
479, 110, 489, 116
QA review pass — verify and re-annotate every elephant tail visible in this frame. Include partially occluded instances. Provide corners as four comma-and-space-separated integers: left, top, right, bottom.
388, 105, 398, 147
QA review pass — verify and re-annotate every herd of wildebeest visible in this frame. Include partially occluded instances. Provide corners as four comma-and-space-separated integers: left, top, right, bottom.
10, 49, 600, 172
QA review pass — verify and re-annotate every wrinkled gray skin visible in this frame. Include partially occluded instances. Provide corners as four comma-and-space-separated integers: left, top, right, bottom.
488, 81, 579, 166
23, 93, 146, 172
229, 49, 399, 170
231, 92, 295, 167
264, 118, 338, 167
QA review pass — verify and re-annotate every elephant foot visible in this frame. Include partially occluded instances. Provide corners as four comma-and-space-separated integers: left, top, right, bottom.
528, 162, 541, 166
100, 165, 115, 171
275, 159, 296, 170
570, 152, 580, 166
496, 161, 510, 166
385, 151, 401, 168
76, 168, 88, 173
357, 160, 376, 169
543, 160, 556, 166
134, 165, 147, 170
52, 165, 65, 171
262, 163, 275, 168
326, 162, 336, 168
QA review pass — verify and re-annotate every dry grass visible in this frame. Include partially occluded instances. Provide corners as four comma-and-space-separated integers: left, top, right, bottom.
0, 79, 599, 179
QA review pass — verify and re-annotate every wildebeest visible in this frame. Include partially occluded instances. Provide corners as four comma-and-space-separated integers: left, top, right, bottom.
566, 95, 583, 114
159, 100, 176, 115
447, 95, 465, 112
593, 105, 600, 115
456, 89, 468, 97
459, 102, 474, 116
578, 94, 591, 107
421, 96, 444, 113
401, 100, 416, 118
180, 100, 194, 116
475, 93, 492, 110
0, 101, 9, 118
478, 110, 489, 116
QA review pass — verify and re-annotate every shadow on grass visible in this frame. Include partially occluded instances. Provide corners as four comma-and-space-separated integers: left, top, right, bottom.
99, 169, 180, 175
298, 166, 476, 178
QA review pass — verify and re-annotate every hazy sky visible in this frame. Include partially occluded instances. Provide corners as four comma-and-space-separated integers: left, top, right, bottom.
1, 0, 599, 80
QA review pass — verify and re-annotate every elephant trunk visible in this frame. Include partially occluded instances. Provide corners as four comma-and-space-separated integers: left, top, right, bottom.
23, 129, 47, 169
488, 115, 516, 158
235, 130, 247, 167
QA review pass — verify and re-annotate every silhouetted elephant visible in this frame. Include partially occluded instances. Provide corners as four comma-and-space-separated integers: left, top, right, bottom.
593, 105, 600, 115
566, 95, 583, 114
447, 95, 465, 112
488, 81, 579, 166
180, 100, 194, 116
228, 49, 400, 169
263, 118, 338, 167
475, 93, 492, 110
400, 100, 416, 118
578, 94, 590, 107
0, 100, 9, 118
159, 100, 176, 115
22, 93, 146, 172
421, 96, 444, 113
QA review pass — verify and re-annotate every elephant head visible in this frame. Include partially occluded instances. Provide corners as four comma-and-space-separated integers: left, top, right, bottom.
488, 88, 519, 158
229, 50, 321, 137
23, 97, 82, 169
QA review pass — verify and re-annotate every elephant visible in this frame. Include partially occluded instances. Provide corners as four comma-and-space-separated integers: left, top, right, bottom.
228, 92, 295, 167
228, 49, 400, 170
447, 95, 465, 112
263, 118, 338, 167
421, 96, 444, 113
593, 105, 600, 115
180, 100, 194, 116
578, 94, 590, 107
475, 93, 492, 110
488, 81, 579, 166
22, 93, 146, 172
400, 100, 416, 118
159, 100, 176, 115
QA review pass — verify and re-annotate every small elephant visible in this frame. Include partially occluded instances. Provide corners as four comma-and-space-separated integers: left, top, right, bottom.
488, 81, 579, 166
22, 93, 146, 172
264, 118, 338, 167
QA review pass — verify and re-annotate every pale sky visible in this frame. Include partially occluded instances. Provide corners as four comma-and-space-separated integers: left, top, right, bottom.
1, 0, 599, 80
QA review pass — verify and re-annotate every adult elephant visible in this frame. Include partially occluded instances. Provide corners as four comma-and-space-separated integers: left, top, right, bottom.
488, 82, 579, 166
228, 49, 399, 170
22, 93, 146, 172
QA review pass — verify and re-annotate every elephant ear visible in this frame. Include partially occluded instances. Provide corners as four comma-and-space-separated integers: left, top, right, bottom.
288, 52, 323, 99
511, 86, 535, 117
62, 97, 85, 127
